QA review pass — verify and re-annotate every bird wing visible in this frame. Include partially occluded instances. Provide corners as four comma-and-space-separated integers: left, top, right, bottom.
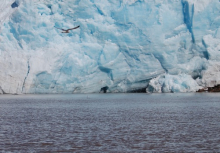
67, 25, 80, 31
55, 27, 65, 31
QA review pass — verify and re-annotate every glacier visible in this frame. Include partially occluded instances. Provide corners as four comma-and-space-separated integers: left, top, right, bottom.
0, 0, 220, 94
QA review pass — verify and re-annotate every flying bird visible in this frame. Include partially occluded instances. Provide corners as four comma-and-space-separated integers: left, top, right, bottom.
55, 25, 80, 33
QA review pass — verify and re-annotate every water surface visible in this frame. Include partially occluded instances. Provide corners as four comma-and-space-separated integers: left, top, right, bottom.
0, 93, 220, 152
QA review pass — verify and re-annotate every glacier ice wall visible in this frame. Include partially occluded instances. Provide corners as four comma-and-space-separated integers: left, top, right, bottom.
0, 0, 220, 94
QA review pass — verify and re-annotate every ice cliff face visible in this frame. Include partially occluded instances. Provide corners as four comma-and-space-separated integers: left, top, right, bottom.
0, 0, 220, 94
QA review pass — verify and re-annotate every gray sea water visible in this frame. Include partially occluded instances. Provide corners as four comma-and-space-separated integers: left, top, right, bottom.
0, 93, 220, 152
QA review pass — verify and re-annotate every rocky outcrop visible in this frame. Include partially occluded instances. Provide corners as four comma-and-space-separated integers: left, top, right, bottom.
197, 85, 220, 92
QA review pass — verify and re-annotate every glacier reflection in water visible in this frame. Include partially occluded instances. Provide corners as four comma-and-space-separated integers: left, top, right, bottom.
0, 93, 220, 152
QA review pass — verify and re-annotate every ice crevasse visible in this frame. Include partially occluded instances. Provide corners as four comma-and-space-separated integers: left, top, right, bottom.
0, 0, 220, 94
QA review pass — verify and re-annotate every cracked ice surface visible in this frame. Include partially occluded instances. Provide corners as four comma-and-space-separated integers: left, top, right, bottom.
0, 0, 220, 93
